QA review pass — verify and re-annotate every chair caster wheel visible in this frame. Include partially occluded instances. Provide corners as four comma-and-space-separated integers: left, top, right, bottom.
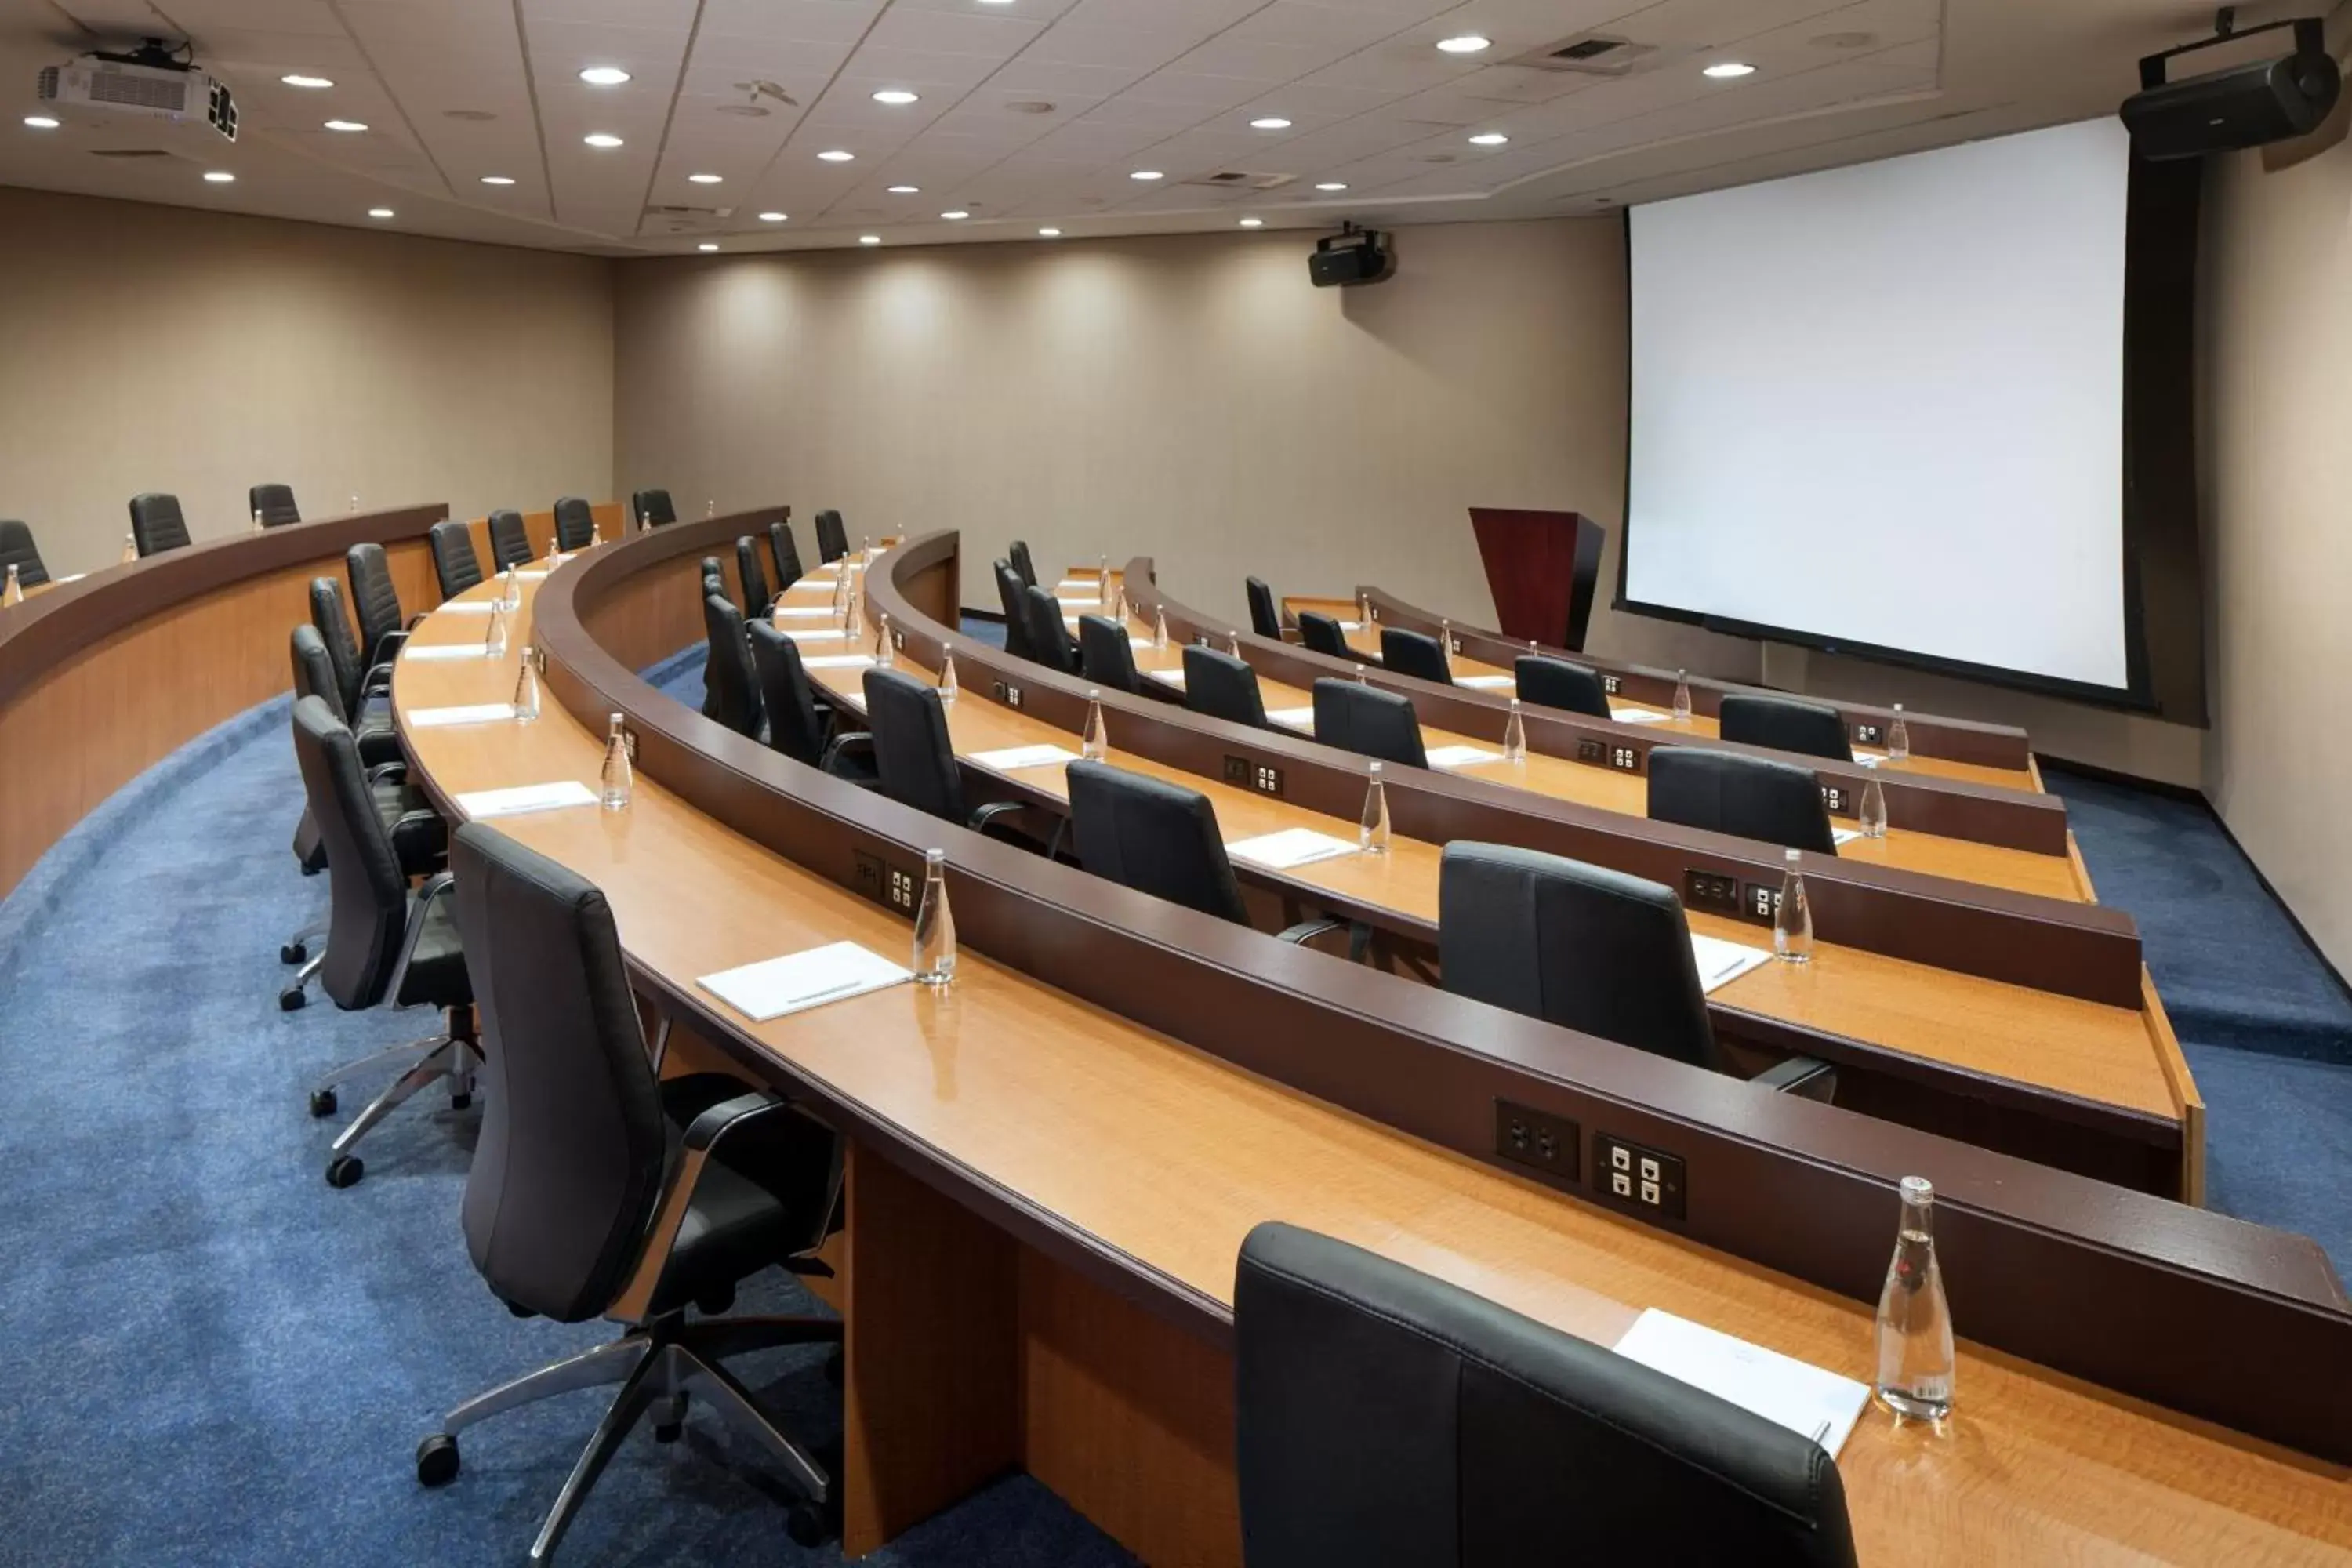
653, 1421, 683, 1445
325, 1155, 364, 1189
281, 941, 307, 964
449, 1092, 472, 1111
786, 1503, 828, 1548
309, 1089, 337, 1118
416, 1433, 459, 1487
279, 986, 307, 1012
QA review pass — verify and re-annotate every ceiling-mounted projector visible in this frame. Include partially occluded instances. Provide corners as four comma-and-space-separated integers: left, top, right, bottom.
1309, 223, 1396, 288
37, 38, 238, 141
2119, 9, 2338, 160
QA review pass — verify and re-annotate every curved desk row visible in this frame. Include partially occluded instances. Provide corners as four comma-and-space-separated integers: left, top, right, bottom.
387, 516, 2351, 1561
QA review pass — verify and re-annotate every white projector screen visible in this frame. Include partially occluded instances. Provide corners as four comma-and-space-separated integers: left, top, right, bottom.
1624, 119, 2133, 692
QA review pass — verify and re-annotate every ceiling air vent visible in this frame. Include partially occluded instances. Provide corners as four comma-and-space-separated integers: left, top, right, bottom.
1511, 34, 1674, 77
1180, 169, 1296, 191
89, 147, 177, 159
644, 204, 735, 232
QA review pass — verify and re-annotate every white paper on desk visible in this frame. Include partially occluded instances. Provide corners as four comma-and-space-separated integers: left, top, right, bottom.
456, 780, 599, 819
1853, 751, 1886, 769
1689, 933, 1773, 995
1455, 673, 1515, 690
801, 654, 877, 670
1613, 1309, 1869, 1457
434, 602, 496, 615
698, 941, 913, 1023
773, 607, 834, 619
1267, 706, 1316, 729
513, 570, 550, 581
1334, 619, 1364, 633
409, 703, 517, 728
1426, 745, 1503, 769
404, 644, 492, 662
1831, 827, 1862, 847
1055, 578, 1100, 593
782, 627, 848, 643
1056, 595, 1101, 608
1613, 707, 1670, 724
1145, 667, 1186, 688
53, 572, 87, 584
972, 743, 1080, 771
1227, 827, 1359, 870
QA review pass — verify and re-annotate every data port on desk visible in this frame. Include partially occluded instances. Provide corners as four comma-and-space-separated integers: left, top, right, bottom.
1853, 720, 1885, 747
1820, 782, 1853, 815
1602, 673, 1622, 695
990, 680, 1023, 709
1592, 1133, 1685, 1221
853, 850, 920, 916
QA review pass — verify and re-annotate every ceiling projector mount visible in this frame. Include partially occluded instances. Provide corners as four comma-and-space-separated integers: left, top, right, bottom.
36, 35, 238, 140
2120, 8, 2340, 159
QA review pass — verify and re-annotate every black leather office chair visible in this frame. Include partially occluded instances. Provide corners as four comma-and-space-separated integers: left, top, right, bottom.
1233, 1222, 1860, 1568
1438, 841, 1832, 1097
249, 483, 301, 528
1245, 577, 1281, 640
129, 492, 191, 557
427, 519, 485, 601
748, 621, 876, 782
347, 542, 421, 670
487, 509, 534, 573
1720, 693, 1854, 763
0, 520, 52, 590
735, 535, 773, 620
1313, 678, 1427, 770
815, 509, 848, 564
1022, 584, 1080, 676
552, 496, 596, 553
1077, 613, 1141, 694
702, 593, 765, 742
290, 695, 474, 1186
1649, 746, 1838, 855
417, 823, 844, 1556
1515, 654, 1612, 718
310, 574, 399, 722
768, 518, 804, 592
633, 488, 677, 530
1381, 626, 1451, 685
994, 560, 1035, 659
863, 667, 1027, 841
1184, 645, 1268, 729
1007, 539, 1038, 590
1297, 611, 1353, 661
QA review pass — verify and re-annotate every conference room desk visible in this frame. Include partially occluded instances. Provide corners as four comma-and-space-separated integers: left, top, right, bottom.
0, 503, 448, 899
393, 558, 2352, 1563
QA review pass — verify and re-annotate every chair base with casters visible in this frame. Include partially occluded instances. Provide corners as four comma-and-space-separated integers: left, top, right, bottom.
307, 1004, 482, 1188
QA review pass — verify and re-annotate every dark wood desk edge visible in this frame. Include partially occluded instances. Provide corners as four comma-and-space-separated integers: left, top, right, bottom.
505, 516, 2352, 1463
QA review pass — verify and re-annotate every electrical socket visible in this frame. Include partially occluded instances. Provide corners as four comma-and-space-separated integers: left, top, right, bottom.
1592, 1132, 1686, 1220
1820, 782, 1853, 815
852, 849, 920, 916
1684, 869, 1743, 916
1495, 1098, 1579, 1184
1223, 755, 1250, 786
1853, 720, 1885, 747
1577, 738, 1605, 764
990, 679, 1024, 709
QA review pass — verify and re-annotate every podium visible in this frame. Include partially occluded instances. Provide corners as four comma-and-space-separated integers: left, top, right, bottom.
1466, 508, 1606, 652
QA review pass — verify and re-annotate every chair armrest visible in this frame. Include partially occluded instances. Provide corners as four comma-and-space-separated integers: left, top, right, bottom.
405, 612, 431, 630
1276, 917, 1348, 946
1754, 1055, 1837, 1102
818, 731, 874, 776
382, 870, 456, 1007
366, 760, 408, 786
968, 800, 1033, 845
390, 809, 448, 877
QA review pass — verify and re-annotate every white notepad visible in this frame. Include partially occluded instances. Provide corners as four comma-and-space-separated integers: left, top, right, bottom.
1145, 668, 1186, 688
1853, 751, 1886, 768
773, 607, 834, 619
1690, 932, 1773, 994
513, 570, 550, 581
801, 654, 877, 670
1426, 745, 1502, 769
1831, 827, 1863, 847
1613, 707, 1670, 724
1227, 827, 1359, 870
408, 703, 517, 728
973, 743, 1080, 771
434, 602, 496, 616
782, 627, 848, 642
1456, 673, 1515, 690
1267, 706, 1316, 729
1612, 1309, 1869, 1457
404, 644, 492, 662
1057, 595, 1101, 608
1055, 578, 1099, 593
698, 941, 913, 1023
456, 780, 598, 818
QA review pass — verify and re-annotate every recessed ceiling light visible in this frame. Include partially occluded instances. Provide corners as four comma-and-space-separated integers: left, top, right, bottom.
1702, 62, 1756, 78
859, 234, 882, 245
23, 115, 59, 129
1436, 34, 1491, 55
818, 149, 855, 162
584, 132, 623, 148
976, 0, 1015, 5
368, 206, 395, 219
887, 184, 920, 194
758, 211, 787, 222
688, 172, 723, 183
1239, 217, 1264, 228
480, 175, 516, 185
281, 73, 334, 89
1468, 132, 1509, 146
1038, 227, 1062, 237
579, 66, 631, 86
698, 242, 719, 252
1131, 169, 1163, 180
1315, 181, 1348, 192
324, 119, 368, 132
873, 89, 920, 106
203, 171, 235, 183
941, 209, 970, 220
1249, 117, 1291, 130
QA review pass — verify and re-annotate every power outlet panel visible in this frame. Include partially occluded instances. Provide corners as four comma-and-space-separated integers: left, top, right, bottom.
1684, 869, 1743, 916
990, 680, 1024, 709
1495, 1099, 1579, 1185
852, 850, 921, 916
1577, 738, 1605, 764
1223, 755, 1250, 786
1592, 1133, 1686, 1220
1853, 720, 1886, 747
1820, 782, 1854, 816
1602, 673, 1623, 695
1745, 882, 1781, 923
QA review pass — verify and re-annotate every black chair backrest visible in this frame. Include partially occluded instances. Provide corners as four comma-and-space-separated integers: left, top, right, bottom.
1007, 539, 1039, 590
289, 624, 347, 722
702, 593, 764, 740
1022, 584, 1080, 675
1515, 655, 1612, 718
1067, 760, 1249, 924
308, 575, 366, 716
1439, 841, 1721, 1071
289, 695, 408, 1011
1245, 577, 1281, 640
427, 519, 485, 601
1184, 645, 1267, 729
1077, 613, 1141, 694
1381, 626, 1451, 685
448, 822, 673, 1323
129, 492, 191, 557
747, 620, 829, 768
1234, 1222, 1859, 1568
735, 535, 773, 619
346, 543, 407, 670
633, 488, 677, 529
487, 509, 534, 572
1312, 677, 1427, 770
1297, 611, 1352, 660
815, 509, 848, 564
0, 520, 50, 589
994, 560, 1035, 659
553, 496, 596, 552
249, 483, 300, 528
1719, 693, 1854, 764
865, 666, 965, 823
768, 519, 804, 591
1648, 746, 1837, 855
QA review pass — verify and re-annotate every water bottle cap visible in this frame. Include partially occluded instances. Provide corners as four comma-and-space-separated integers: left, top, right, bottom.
1087, 688, 1102, 700
1900, 1174, 1934, 1203
1508, 697, 1520, 710
1893, 702, 1904, 712
1785, 846, 1802, 862
924, 847, 946, 867
1368, 760, 1382, 775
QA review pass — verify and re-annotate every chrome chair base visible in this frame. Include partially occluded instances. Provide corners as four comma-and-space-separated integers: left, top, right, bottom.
309, 1007, 480, 1186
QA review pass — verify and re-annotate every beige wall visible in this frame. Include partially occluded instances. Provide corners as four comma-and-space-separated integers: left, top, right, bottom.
0, 188, 614, 575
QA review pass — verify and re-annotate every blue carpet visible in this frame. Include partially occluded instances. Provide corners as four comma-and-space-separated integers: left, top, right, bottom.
0, 696, 1133, 1566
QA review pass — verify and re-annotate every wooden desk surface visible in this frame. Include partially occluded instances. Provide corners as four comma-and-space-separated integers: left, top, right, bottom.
397, 564, 2352, 1563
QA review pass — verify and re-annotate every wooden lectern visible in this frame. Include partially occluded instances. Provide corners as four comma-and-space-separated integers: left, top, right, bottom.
1466, 508, 1606, 652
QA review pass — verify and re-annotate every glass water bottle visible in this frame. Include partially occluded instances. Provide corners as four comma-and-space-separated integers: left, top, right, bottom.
875, 612, 894, 670
1359, 761, 1390, 854
939, 652, 959, 706
1082, 689, 1108, 761
600, 714, 633, 811
512, 647, 540, 723
912, 848, 956, 986
1152, 606, 1168, 650
1859, 777, 1888, 838
2, 564, 20, 608
484, 604, 509, 659
1228, 629, 1243, 657
1888, 703, 1911, 763
1773, 846, 1813, 963
501, 565, 521, 612
844, 567, 863, 638
1353, 662, 1367, 685
121, 534, 137, 565
1875, 1175, 1955, 1421
1503, 698, 1527, 765
1098, 555, 1111, 601
252, 506, 266, 535
1672, 670, 1693, 724
1439, 618, 1453, 660
1357, 590, 1371, 625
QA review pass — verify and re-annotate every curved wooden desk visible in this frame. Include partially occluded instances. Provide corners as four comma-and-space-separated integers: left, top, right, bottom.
0, 503, 447, 898
387, 521, 2352, 1562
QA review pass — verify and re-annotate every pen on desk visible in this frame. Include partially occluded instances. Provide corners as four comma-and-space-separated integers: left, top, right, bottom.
1809, 1419, 1831, 1449
789, 980, 865, 1007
